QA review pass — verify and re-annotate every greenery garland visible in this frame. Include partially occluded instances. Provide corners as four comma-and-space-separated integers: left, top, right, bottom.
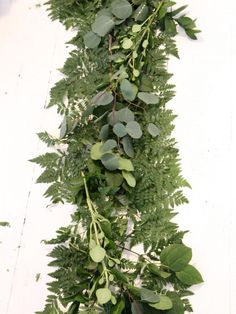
31, 0, 203, 313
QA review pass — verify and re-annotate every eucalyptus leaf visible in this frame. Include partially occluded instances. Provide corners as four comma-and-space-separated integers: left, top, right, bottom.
138, 92, 160, 105
108, 111, 119, 126
97, 8, 113, 18
160, 244, 192, 272
89, 245, 106, 263
101, 153, 119, 170
92, 90, 113, 107
147, 123, 160, 137
101, 139, 117, 153
84, 31, 101, 49
117, 107, 134, 123
120, 79, 138, 101
176, 265, 203, 285
149, 295, 173, 310
122, 38, 133, 49
118, 158, 134, 171
113, 122, 128, 137
121, 136, 134, 157
122, 171, 136, 187
111, 0, 132, 19
99, 124, 110, 140
106, 171, 123, 188
96, 288, 112, 304
91, 142, 103, 160
92, 15, 115, 37
126, 121, 142, 139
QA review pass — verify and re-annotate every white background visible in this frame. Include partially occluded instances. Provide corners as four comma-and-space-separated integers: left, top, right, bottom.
0, 0, 235, 313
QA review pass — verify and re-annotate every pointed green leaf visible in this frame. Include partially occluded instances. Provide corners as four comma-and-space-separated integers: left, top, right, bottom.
165, 293, 184, 314
84, 31, 101, 48
92, 15, 115, 37
165, 18, 177, 36
134, 4, 149, 21
101, 153, 119, 170
91, 142, 103, 160
120, 79, 138, 101
149, 295, 173, 310
126, 121, 142, 139
60, 116, 67, 139
121, 136, 134, 158
176, 265, 203, 285
138, 92, 159, 105
122, 171, 136, 187
89, 245, 106, 263
160, 244, 192, 271
92, 91, 113, 107
111, 0, 132, 19
148, 263, 171, 279
113, 122, 128, 137
117, 107, 134, 123
96, 288, 112, 304
147, 123, 160, 137
140, 288, 160, 303
118, 158, 134, 171
101, 139, 117, 153
111, 299, 125, 314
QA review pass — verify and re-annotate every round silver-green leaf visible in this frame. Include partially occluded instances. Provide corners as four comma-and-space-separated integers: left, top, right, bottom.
101, 153, 119, 171
121, 136, 134, 158
84, 31, 101, 49
122, 171, 136, 187
117, 107, 134, 123
99, 124, 110, 140
101, 139, 117, 153
118, 158, 134, 171
140, 288, 160, 303
92, 15, 115, 37
89, 245, 106, 263
92, 91, 113, 107
147, 123, 160, 137
113, 122, 127, 137
91, 142, 103, 160
126, 121, 142, 139
138, 92, 160, 105
120, 79, 138, 101
111, 0, 132, 19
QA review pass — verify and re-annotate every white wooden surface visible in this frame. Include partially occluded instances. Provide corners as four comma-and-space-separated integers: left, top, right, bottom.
0, 1, 235, 313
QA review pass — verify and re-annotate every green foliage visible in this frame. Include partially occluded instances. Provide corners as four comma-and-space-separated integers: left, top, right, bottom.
33, 0, 202, 313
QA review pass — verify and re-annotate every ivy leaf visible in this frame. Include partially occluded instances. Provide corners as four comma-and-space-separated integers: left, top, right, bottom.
91, 142, 103, 160
117, 107, 134, 123
176, 265, 203, 285
89, 245, 106, 262
160, 244, 192, 271
84, 31, 101, 48
99, 124, 110, 140
111, 0, 132, 20
126, 121, 142, 139
134, 4, 149, 22
92, 90, 113, 107
113, 122, 128, 137
121, 136, 134, 158
118, 158, 134, 171
149, 295, 173, 310
147, 123, 160, 137
96, 288, 112, 304
92, 15, 115, 37
101, 153, 119, 170
138, 92, 159, 105
120, 79, 138, 101
140, 288, 160, 303
101, 139, 117, 153
122, 171, 136, 187
148, 263, 171, 279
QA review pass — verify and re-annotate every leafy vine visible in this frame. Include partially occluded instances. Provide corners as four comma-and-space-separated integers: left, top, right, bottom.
32, 0, 202, 313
